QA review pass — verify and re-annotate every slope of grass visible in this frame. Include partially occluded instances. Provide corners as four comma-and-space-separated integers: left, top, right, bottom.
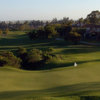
0, 31, 100, 99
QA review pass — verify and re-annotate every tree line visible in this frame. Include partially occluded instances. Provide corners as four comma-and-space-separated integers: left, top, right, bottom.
28, 24, 85, 44
0, 10, 100, 32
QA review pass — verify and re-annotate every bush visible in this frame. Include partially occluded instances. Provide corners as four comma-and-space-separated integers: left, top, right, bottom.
43, 47, 55, 54
15, 47, 63, 70
0, 56, 7, 67
42, 47, 62, 64
42, 47, 55, 62
47, 47, 55, 52
27, 49, 42, 63
17, 47, 27, 55
44, 54, 63, 69
16, 47, 27, 60
0, 51, 21, 68
0, 51, 23, 68
22, 49, 43, 70
45, 54, 62, 63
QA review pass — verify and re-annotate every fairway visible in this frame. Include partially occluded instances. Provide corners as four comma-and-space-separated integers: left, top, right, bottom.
0, 32, 100, 99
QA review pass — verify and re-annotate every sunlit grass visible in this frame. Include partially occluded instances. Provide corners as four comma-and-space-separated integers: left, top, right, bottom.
0, 31, 100, 99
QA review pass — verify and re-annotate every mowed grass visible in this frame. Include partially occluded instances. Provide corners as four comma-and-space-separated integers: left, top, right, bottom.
0, 31, 100, 99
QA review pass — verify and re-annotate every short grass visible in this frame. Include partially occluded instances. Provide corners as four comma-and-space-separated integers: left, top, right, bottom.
0, 31, 100, 99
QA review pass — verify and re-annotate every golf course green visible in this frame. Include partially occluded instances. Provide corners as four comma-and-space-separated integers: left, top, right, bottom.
0, 31, 100, 100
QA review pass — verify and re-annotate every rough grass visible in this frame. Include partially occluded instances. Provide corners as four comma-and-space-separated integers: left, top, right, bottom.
0, 31, 100, 99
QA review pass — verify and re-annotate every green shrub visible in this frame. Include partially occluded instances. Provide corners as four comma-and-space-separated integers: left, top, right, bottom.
44, 54, 63, 69
22, 49, 43, 70
27, 49, 42, 62
0, 51, 21, 68
0, 56, 7, 67
16, 47, 27, 56
15, 47, 63, 70
16, 47, 27, 62
46, 54, 62, 63
46, 47, 55, 52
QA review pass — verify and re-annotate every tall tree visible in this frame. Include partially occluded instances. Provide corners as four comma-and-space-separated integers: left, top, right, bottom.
44, 25, 57, 38
86, 10, 100, 24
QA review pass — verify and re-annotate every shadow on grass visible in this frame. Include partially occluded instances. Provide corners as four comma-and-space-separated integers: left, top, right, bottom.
1, 82, 100, 99
0, 34, 100, 56
57, 47, 100, 55
43, 59, 100, 70
0, 34, 33, 46
20, 59, 100, 71
0, 35, 70, 51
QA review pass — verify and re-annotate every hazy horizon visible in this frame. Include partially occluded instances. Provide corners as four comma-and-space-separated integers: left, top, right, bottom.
0, 0, 100, 21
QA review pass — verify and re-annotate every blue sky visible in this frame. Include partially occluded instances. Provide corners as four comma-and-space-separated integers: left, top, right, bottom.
0, 0, 100, 21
